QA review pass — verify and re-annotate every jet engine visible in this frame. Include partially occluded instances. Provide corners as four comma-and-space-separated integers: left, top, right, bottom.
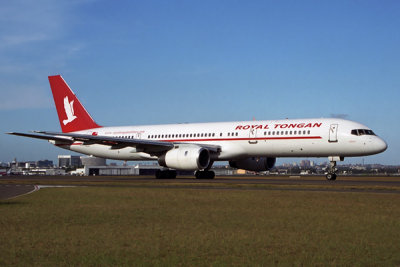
229, 157, 276, 172
158, 146, 210, 171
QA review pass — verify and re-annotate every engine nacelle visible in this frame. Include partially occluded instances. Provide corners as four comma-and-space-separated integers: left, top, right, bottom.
229, 157, 276, 172
158, 146, 210, 171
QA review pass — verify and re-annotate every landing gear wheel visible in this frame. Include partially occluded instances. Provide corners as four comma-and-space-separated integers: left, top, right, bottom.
326, 173, 337, 181
325, 159, 338, 181
167, 170, 177, 179
195, 170, 215, 179
155, 170, 177, 179
155, 170, 163, 179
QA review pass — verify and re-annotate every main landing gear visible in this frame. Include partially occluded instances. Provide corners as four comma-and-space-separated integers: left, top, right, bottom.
195, 170, 215, 179
155, 169, 215, 179
155, 169, 177, 179
195, 160, 215, 179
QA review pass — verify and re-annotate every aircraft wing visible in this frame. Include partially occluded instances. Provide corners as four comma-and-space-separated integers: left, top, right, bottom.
7, 131, 221, 154
7, 132, 74, 143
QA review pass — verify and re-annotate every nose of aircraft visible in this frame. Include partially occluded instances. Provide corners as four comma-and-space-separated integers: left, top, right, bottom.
373, 137, 388, 154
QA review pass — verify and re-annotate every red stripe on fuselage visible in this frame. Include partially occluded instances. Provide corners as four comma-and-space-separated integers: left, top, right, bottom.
162, 136, 322, 142
54, 136, 322, 147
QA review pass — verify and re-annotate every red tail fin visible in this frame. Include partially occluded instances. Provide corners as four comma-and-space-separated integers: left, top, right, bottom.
48, 75, 101, 133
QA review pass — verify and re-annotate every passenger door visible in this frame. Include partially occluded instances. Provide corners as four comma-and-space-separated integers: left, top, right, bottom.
249, 128, 258, 144
329, 124, 338, 142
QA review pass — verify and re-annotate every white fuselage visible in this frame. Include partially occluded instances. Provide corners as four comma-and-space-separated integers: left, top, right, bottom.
54, 118, 387, 161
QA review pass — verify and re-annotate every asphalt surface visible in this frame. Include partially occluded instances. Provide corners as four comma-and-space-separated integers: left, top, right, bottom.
1, 175, 400, 200
0, 184, 38, 200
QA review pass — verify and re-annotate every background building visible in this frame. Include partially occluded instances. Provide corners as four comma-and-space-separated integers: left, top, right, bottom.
58, 155, 82, 168
80, 156, 106, 166
36, 160, 54, 168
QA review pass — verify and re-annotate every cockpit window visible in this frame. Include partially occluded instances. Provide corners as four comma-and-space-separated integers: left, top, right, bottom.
351, 129, 375, 136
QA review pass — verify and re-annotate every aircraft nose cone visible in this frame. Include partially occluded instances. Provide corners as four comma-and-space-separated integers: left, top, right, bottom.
374, 137, 388, 154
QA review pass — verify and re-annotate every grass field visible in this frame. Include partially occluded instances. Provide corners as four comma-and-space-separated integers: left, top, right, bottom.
1, 186, 399, 266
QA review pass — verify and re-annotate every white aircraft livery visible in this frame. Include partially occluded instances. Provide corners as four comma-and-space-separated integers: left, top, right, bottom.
8, 75, 387, 180
62, 96, 77, 125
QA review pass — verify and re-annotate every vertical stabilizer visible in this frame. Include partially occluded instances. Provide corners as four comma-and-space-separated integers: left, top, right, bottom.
48, 75, 101, 133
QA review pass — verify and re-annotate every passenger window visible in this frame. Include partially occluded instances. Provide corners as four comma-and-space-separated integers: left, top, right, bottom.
236, 132, 238, 136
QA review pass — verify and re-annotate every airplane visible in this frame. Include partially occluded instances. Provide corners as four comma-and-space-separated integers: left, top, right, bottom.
7, 75, 387, 180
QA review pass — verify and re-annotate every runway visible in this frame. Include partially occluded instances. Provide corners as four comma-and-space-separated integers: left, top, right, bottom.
1, 175, 399, 199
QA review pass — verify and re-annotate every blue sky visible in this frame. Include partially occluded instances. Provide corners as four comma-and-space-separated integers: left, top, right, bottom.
0, 0, 399, 165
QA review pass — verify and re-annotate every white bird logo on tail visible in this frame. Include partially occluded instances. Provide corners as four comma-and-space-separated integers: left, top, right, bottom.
63, 96, 77, 125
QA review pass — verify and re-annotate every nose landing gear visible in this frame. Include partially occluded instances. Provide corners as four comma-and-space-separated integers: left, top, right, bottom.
326, 161, 337, 181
